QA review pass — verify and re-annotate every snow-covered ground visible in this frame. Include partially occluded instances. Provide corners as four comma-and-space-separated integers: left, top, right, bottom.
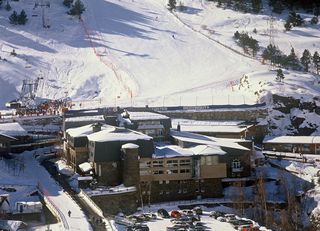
1, 0, 319, 108
0, 148, 92, 231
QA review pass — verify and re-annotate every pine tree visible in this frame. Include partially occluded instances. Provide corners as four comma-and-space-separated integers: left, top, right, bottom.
9, 11, 18, 25
251, 0, 262, 13
286, 47, 300, 70
284, 21, 292, 31
300, 49, 311, 72
311, 16, 319, 25
276, 69, 285, 82
262, 44, 284, 66
168, 0, 176, 11
4, 1, 11, 11
69, 0, 85, 18
313, 51, 320, 75
18, 10, 28, 25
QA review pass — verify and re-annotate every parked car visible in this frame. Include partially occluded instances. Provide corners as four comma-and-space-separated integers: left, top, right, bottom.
143, 213, 157, 220
158, 208, 170, 218
171, 210, 182, 218
192, 207, 203, 215
209, 211, 226, 219
127, 223, 149, 231
181, 209, 194, 216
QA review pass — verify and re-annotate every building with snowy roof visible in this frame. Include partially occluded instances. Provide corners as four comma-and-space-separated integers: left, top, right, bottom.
263, 135, 320, 154
0, 134, 16, 157
119, 110, 171, 141
87, 126, 153, 186
65, 123, 117, 171
0, 123, 31, 152
171, 118, 256, 139
138, 130, 253, 204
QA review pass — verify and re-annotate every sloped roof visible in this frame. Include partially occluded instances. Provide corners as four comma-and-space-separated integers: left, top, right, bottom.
264, 136, 320, 144
88, 127, 152, 142
170, 130, 249, 151
0, 123, 28, 137
189, 145, 226, 155
126, 111, 169, 121
66, 124, 115, 138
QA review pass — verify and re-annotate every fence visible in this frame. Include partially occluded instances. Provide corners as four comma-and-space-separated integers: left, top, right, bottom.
79, 189, 115, 231
37, 182, 70, 230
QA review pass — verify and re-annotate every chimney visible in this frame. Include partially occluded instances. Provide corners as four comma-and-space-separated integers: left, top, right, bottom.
177, 122, 181, 131
92, 123, 102, 133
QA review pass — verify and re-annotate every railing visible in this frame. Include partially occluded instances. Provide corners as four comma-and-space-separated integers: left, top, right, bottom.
37, 182, 70, 230
79, 189, 115, 231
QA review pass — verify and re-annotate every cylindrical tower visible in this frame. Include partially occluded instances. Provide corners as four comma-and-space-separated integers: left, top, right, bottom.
121, 143, 140, 187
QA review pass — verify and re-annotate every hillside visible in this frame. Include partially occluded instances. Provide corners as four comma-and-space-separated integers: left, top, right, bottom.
0, 0, 319, 109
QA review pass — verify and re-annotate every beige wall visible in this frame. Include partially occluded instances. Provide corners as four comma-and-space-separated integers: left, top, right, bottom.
200, 164, 227, 178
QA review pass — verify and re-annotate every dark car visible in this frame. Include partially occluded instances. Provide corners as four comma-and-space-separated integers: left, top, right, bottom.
127, 223, 149, 231
158, 208, 170, 218
209, 211, 226, 219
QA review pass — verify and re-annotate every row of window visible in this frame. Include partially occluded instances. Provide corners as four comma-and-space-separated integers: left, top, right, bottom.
140, 159, 191, 168
140, 168, 191, 175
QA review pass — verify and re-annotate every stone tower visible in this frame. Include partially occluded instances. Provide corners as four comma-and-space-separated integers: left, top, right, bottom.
121, 143, 140, 187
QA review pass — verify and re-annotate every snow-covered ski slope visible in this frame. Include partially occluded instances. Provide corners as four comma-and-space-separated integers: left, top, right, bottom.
0, 0, 319, 108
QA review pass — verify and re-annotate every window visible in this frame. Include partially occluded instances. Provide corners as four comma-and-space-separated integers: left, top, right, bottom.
303, 144, 310, 152
159, 191, 163, 195
180, 169, 190, 174
153, 170, 164, 175
232, 159, 241, 169
178, 189, 182, 194
159, 180, 163, 184
153, 160, 164, 167
166, 160, 178, 167
166, 180, 170, 184
183, 189, 188, 194
165, 191, 170, 195
140, 170, 151, 176
166, 169, 178, 174
139, 161, 151, 168
180, 159, 191, 166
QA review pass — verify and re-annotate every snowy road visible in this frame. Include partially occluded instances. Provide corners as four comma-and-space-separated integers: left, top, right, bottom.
0, 150, 92, 231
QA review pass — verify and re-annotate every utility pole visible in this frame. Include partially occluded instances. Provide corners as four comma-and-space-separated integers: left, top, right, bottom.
34, 0, 50, 28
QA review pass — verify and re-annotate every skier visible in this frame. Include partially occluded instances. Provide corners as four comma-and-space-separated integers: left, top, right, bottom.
68, 210, 71, 217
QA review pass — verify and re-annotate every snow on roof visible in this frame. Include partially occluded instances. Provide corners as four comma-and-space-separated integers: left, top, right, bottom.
88, 127, 152, 142
154, 144, 226, 158
137, 124, 164, 130
85, 185, 136, 196
78, 162, 93, 173
170, 130, 249, 151
54, 159, 74, 176
264, 136, 320, 144
172, 119, 252, 133
122, 143, 139, 149
0, 122, 28, 137
65, 115, 105, 122
172, 119, 244, 126
189, 145, 226, 155
154, 145, 193, 158
0, 133, 17, 140
179, 125, 250, 133
126, 111, 169, 121
66, 124, 115, 138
